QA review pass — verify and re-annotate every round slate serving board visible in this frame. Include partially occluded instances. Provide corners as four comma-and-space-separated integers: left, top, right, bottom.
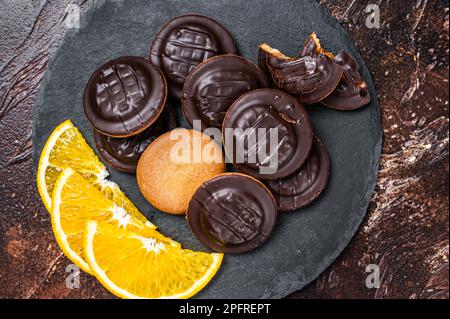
33, 0, 381, 299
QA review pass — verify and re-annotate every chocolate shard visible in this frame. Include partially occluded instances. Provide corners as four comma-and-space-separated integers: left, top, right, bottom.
301, 32, 335, 59
259, 44, 320, 95
321, 50, 371, 110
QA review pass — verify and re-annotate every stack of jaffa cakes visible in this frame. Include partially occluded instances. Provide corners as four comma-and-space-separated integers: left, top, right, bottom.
83, 15, 371, 255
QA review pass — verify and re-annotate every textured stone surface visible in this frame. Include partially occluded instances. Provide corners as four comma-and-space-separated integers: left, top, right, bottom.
32, 0, 381, 299
0, 0, 448, 299
291, 0, 449, 299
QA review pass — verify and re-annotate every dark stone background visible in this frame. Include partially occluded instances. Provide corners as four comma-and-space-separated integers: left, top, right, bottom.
0, 0, 448, 299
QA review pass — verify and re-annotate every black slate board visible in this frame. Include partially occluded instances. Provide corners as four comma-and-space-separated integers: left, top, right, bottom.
33, 0, 381, 299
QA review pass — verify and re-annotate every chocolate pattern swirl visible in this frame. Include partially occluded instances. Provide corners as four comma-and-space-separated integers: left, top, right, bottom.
84, 56, 167, 137
94, 63, 146, 120
222, 89, 313, 180
182, 55, 269, 130
150, 14, 237, 100
187, 173, 277, 254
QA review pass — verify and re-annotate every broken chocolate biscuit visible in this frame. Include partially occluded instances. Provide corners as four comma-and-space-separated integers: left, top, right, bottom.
321, 50, 371, 110
301, 32, 335, 59
258, 35, 342, 105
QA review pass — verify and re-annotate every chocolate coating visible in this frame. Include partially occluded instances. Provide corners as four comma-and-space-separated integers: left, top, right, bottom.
84, 56, 167, 137
182, 54, 269, 129
222, 89, 313, 180
321, 51, 371, 110
297, 35, 343, 104
94, 105, 177, 173
258, 42, 342, 105
150, 14, 237, 100
295, 54, 343, 104
300, 33, 334, 59
187, 173, 277, 254
266, 137, 330, 211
